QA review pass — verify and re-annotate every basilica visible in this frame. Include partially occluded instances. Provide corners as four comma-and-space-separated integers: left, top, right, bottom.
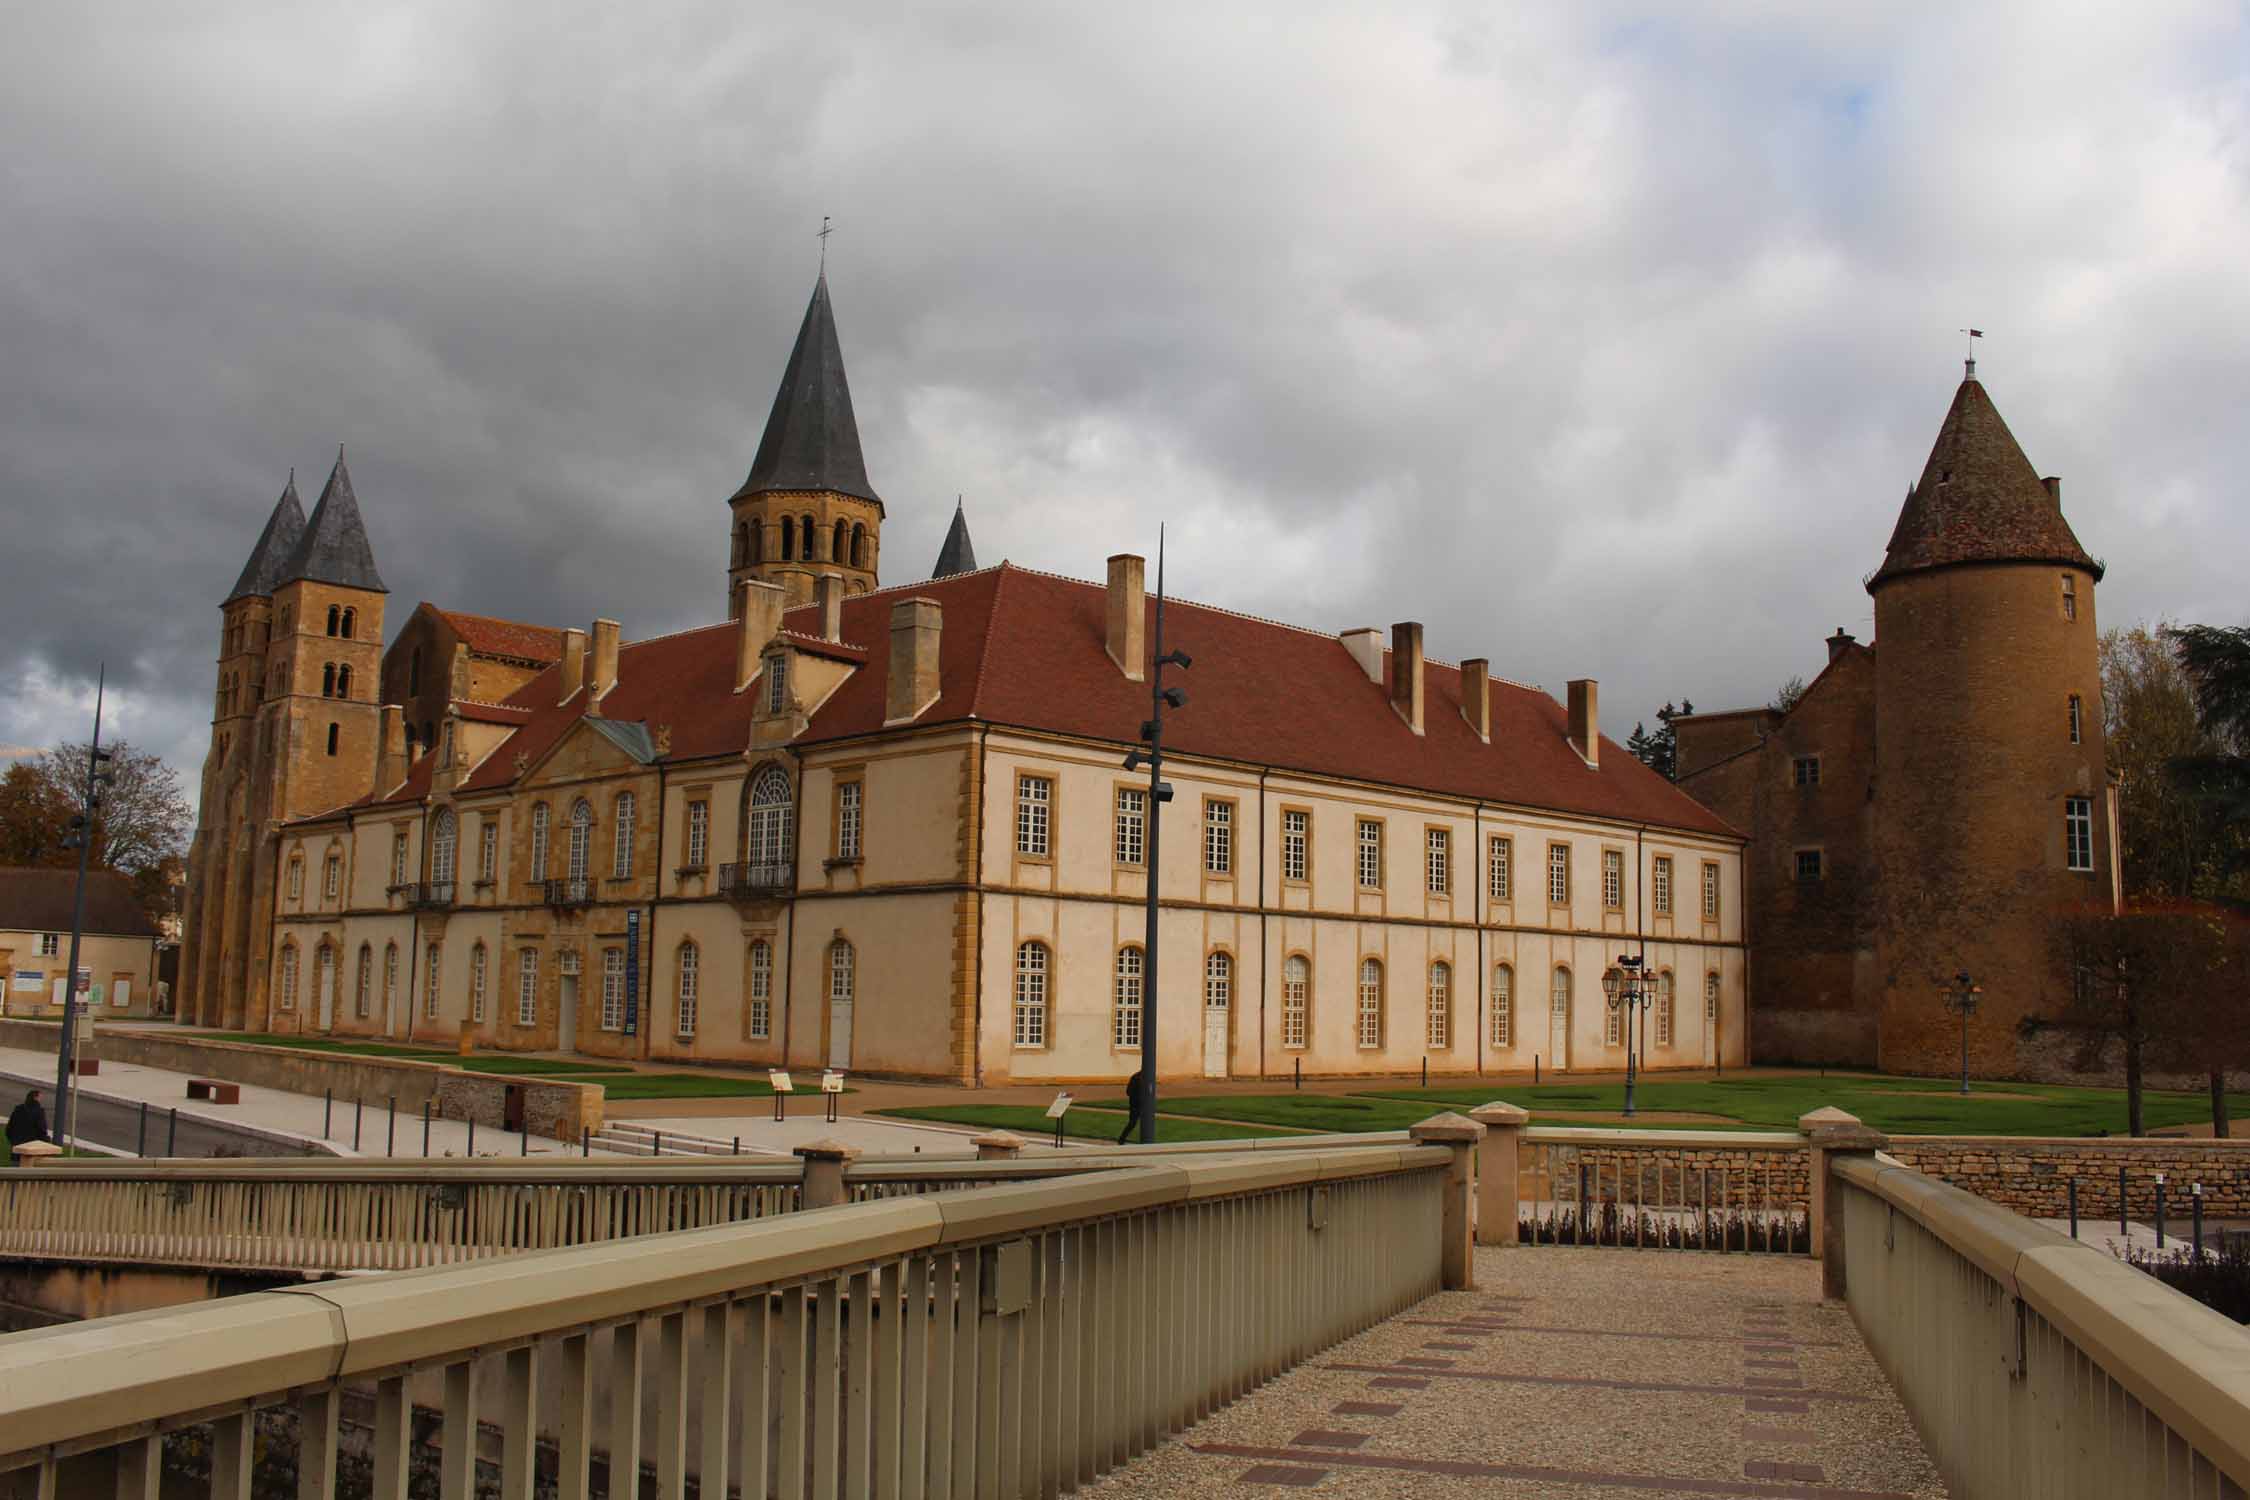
178, 277, 1748, 1084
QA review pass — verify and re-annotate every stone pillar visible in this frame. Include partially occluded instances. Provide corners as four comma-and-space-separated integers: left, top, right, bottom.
1468, 1101, 1530, 1246
1797, 1106, 1888, 1300
973, 1130, 1025, 1161
793, 1138, 862, 1210
1410, 1112, 1486, 1291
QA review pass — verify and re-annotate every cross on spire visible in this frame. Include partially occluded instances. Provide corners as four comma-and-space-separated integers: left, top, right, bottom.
818, 215, 833, 273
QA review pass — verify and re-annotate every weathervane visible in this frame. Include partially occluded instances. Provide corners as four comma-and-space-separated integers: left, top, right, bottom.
818, 215, 833, 273
1959, 326, 1982, 378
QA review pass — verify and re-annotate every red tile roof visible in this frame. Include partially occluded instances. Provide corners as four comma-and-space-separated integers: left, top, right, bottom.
435, 608, 566, 665
0, 867, 161, 938
453, 699, 533, 726
318, 564, 1735, 840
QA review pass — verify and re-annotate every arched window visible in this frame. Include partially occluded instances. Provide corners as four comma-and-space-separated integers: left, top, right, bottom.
336, 664, 351, 699
1427, 961, 1451, 1048
322, 662, 336, 697
383, 942, 399, 1019
746, 764, 794, 874
829, 938, 854, 1010
780, 518, 795, 561
1015, 942, 1050, 1048
340, 607, 355, 639
1357, 958, 1384, 1049
355, 944, 373, 1018
278, 943, 299, 1012
1205, 950, 1231, 1012
801, 514, 817, 559
851, 523, 866, 568
470, 942, 488, 1023
613, 791, 636, 878
430, 808, 457, 885
1112, 945, 1142, 1048
1491, 963, 1515, 1048
424, 943, 442, 1019
326, 604, 340, 636
1552, 965, 1572, 1035
677, 941, 699, 1038
1656, 971, 1675, 1047
529, 803, 551, 880
1282, 955, 1310, 1048
568, 799, 593, 883
834, 518, 849, 563
748, 939, 773, 1039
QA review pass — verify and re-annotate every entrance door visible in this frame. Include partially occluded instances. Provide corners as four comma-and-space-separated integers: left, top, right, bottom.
828, 996, 854, 1069
316, 949, 335, 1031
1702, 977, 1718, 1067
1202, 997, 1229, 1079
1549, 969, 1570, 1071
559, 974, 579, 1053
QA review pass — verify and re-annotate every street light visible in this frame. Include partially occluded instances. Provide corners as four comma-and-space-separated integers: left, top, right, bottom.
1942, 971, 1982, 1097
1600, 955, 1657, 1118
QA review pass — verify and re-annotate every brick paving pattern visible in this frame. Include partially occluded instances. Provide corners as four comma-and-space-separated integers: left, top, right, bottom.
1080, 1245, 1948, 1498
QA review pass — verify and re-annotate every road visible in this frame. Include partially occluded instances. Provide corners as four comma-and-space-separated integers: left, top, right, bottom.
0, 1070, 319, 1159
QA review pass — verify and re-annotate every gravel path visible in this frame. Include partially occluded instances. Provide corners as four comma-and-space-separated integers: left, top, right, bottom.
1082, 1245, 1947, 1499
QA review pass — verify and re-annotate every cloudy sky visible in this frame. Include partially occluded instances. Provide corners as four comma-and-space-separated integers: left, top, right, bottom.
5, 4, 2247, 811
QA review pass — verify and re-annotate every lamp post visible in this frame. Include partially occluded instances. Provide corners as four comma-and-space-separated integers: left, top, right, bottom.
1942, 971, 1981, 1097
1600, 956, 1656, 1118
1121, 530, 1190, 1143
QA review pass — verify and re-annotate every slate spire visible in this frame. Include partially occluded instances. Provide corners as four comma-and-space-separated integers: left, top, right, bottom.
932, 496, 979, 578
1867, 371, 2099, 591
280, 448, 388, 593
225, 471, 308, 602
734, 275, 882, 511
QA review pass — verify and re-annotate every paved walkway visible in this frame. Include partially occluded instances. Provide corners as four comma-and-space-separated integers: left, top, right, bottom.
1086, 1246, 1947, 1499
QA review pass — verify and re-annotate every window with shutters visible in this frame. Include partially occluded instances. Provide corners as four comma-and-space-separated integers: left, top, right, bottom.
325, 854, 341, 898
287, 857, 303, 901
1281, 809, 1309, 883
383, 943, 399, 1018
1426, 961, 1451, 1048
1357, 959, 1384, 1049
748, 939, 773, 1039
677, 942, 699, 1038
1014, 941, 1051, 1048
600, 948, 625, 1031
1488, 836, 1512, 902
1114, 787, 1146, 866
1427, 828, 1450, 895
355, 945, 372, 1017
1357, 820, 1383, 889
1203, 799, 1233, 874
1282, 955, 1310, 1048
1491, 963, 1514, 1047
1111, 946, 1142, 1049
1016, 776, 1052, 858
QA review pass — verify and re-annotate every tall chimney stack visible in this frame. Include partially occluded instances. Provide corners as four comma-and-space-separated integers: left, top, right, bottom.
887, 597, 943, 724
736, 579, 785, 692
1105, 554, 1145, 681
815, 573, 844, 643
558, 628, 588, 704
1460, 658, 1490, 742
1390, 622, 1425, 735
1826, 627, 1857, 665
588, 619, 621, 710
1567, 679, 1599, 769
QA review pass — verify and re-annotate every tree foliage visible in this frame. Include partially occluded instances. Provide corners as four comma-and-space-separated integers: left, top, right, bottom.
0, 762, 77, 867
2164, 622, 2250, 897
2102, 623, 2245, 903
1626, 699, 1692, 781
0, 743, 191, 925
1770, 675, 1808, 714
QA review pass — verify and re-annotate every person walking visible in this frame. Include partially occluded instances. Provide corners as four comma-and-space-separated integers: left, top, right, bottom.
1115, 1066, 1152, 1145
6, 1088, 50, 1167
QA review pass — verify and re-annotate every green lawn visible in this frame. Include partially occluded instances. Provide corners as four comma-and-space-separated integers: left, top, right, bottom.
1132, 1093, 1443, 1133
878, 1103, 1296, 1144
586, 1072, 786, 1100
197, 1033, 626, 1077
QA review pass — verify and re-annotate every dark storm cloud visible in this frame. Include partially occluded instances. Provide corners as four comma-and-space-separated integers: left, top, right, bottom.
3, 3, 2247, 806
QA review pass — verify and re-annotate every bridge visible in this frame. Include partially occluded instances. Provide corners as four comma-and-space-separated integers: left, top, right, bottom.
0, 1110, 2242, 1498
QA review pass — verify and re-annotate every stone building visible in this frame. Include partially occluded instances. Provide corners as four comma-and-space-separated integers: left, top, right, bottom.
0, 868, 165, 1018
1675, 363, 2119, 1077
180, 275, 1749, 1083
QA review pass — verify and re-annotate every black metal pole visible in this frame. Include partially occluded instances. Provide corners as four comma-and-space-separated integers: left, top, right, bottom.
521, 1123, 528, 1157
583, 1125, 591, 1157
2192, 1185, 2204, 1260
386, 1094, 396, 1156
51, 665, 110, 1150
353, 1097, 363, 1151
167, 1107, 178, 1156
2120, 1166, 2129, 1237
422, 1102, 431, 1156
468, 1117, 475, 1156
732, 1135, 741, 1156
2156, 1176, 2167, 1250
2067, 1178, 2078, 1239
136, 1100, 147, 1157
1138, 536, 1170, 1145
1959, 1008, 1970, 1097
323, 1089, 332, 1138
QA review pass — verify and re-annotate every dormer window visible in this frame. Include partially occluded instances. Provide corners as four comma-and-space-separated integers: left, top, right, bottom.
765, 652, 789, 715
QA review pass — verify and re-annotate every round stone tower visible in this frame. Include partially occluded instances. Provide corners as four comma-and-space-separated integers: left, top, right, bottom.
1866, 365, 2113, 1077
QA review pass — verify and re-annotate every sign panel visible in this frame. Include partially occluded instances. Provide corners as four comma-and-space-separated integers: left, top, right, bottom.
623, 910, 641, 1036
1044, 1092, 1074, 1119
11, 972, 43, 991
770, 1070, 794, 1094
820, 1070, 844, 1094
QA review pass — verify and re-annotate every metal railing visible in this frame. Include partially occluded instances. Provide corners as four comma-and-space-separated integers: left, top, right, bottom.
718, 859, 795, 900
1513, 1126, 1812, 1253
542, 876, 595, 908
403, 879, 455, 909
0, 1145, 1448, 1497
1833, 1152, 2250, 1497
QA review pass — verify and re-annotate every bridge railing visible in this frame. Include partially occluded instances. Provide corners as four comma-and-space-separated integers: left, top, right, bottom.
1511, 1125, 1813, 1253
0, 1142, 1454, 1498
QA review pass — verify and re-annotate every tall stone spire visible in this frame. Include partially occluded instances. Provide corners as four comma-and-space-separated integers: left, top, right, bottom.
932, 497, 978, 578
1867, 373, 2099, 591
735, 275, 881, 511
225, 472, 307, 602
280, 449, 388, 593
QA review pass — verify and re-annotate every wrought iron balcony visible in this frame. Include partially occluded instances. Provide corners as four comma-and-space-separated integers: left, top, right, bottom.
542, 878, 595, 909
405, 881, 455, 910
718, 860, 795, 901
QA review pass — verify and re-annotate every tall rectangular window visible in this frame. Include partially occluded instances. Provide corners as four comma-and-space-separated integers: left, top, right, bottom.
1357, 820, 1383, 889
1203, 799, 1234, 875
835, 780, 863, 860
1426, 828, 1450, 895
676, 945, 699, 1038
1652, 855, 1673, 914
1015, 775, 1052, 857
686, 800, 709, 868
479, 821, 497, 883
601, 948, 626, 1030
391, 833, 409, 888
1488, 836, 1512, 901
1702, 861, 1721, 920
1356, 959, 1383, 1049
2061, 573, 2078, 621
1114, 787, 1146, 866
766, 653, 789, 713
1282, 955, 1309, 1048
517, 949, 537, 1027
2064, 797, 2094, 871
1281, 810, 1309, 883
1601, 849, 1623, 909
1112, 947, 1142, 1049
748, 940, 773, 1039
2068, 695, 2083, 745
470, 945, 487, 1022
325, 855, 340, 898
287, 859, 303, 901
424, 943, 441, 1019
1548, 844, 1570, 905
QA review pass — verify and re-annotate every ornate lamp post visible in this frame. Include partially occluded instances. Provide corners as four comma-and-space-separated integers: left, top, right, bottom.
1942, 971, 1982, 1097
1600, 956, 1656, 1118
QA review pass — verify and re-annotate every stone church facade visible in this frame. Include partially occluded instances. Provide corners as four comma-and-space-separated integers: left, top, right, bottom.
1675, 364, 2121, 1079
180, 276, 1748, 1084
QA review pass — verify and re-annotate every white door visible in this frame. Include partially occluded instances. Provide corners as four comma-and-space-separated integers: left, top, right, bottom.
50, 977, 67, 1010
559, 975, 578, 1053
828, 998, 854, 1069
1549, 982, 1570, 1071
1203, 1002, 1229, 1079
316, 951, 335, 1031
112, 979, 130, 1010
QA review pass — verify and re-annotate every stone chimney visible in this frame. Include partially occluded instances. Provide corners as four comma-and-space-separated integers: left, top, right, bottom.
736, 579, 785, 692
1567, 679, 1599, 768
1106, 554, 1145, 681
1460, 658, 1490, 742
558, 628, 588, 704
1390, 622, 1425, 735
376, 704, 408, 794
589, 618, 621, 709
887, 597, 942, 724
815, 573, 844, 643
1826, 627, 1857, 665
1341, 628, 1384, 684
2042, 476, 2062, 511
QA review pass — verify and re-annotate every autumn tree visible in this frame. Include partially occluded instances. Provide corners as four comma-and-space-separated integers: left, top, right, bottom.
0, 762, 78, 867
2102, 624, 2244, 901
2, 743, 192, 926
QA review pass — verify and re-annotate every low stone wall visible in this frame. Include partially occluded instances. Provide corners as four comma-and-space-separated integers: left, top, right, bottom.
0, 1020, 603, 1145
1887, 1136, 2250, 1219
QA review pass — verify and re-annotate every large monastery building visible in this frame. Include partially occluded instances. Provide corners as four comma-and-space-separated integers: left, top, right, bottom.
179, 276, 1749, 1084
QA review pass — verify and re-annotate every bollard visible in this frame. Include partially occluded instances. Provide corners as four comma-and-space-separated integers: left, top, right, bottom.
354, 1097, 363, 1152
1294, 1057, 1301, 1090
136, 1100, 148, 1157
582, 1125, 591, 1158
1409, 1113, 1485, 1290
387, 1095, 397, 1156
1534, 1055, 1541, 1085
2156, 1172, 2167, 1250
793, 1139, 862, 1209
1577, 1162, 1588, 1245
2120, 1165, 2129, 1237
2068, 1178, 2078, 1239
521, 1124, 529, 1157
1797, 1108, 1889, 1297
168, 1107, 178, 1156
1470, 1101, 1530, 1246
468, 1117, 475, 1156
423, 1102, 431, 1157
973, 1130, 1026, 1162
2192, 1183, 2204, 1260
1421, 1057, 1428, 1088
324, 1089, 333, 1139
653, 1131, 662, 1158
733, 1136, 741, 1156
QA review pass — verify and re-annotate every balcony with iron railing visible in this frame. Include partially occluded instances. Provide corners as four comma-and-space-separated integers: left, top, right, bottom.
403, 880, 455, 910
541, 877, 594, 909
718, 857, 795, 901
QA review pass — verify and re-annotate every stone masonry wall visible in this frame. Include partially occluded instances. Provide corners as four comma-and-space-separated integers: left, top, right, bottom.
1886, 1137, 2250, 1219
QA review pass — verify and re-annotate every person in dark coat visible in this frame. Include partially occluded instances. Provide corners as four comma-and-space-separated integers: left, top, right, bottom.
6, 1088, 49, 1165
1115, 1067, 1153, 1144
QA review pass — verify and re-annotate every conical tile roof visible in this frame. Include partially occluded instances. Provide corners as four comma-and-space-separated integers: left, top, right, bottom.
1869, 373, 2099, 589
932, 498, 978, 578
280, 450, 387, 593
225, 472, 307, 602
732, 276, 881, 510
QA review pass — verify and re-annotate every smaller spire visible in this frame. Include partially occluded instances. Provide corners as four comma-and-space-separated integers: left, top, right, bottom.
225, 472, 308, 602
932, 497, 979, 578
279, 450, 387, 593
